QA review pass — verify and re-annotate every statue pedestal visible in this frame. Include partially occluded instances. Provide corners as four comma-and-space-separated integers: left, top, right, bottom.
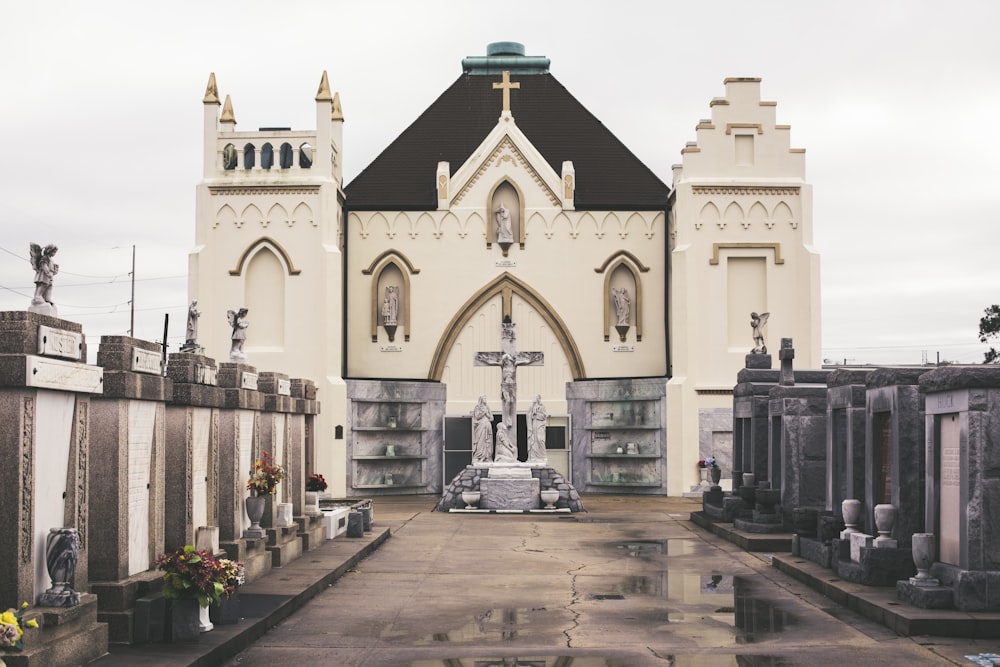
480, 465, 540, 510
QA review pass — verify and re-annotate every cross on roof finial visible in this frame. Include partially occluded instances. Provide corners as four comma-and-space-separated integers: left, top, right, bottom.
493, 70, 520, 113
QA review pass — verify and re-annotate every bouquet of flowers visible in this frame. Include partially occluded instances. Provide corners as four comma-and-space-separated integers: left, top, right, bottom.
0, 603, 39, 651
698, 456, 719, 470
155, 545, 241, 608
306, 472, 328, 492
216, 558, 245, 597
247, 451, 285, 495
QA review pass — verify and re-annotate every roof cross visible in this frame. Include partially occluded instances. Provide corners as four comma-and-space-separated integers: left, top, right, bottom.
492, 70, 520, 113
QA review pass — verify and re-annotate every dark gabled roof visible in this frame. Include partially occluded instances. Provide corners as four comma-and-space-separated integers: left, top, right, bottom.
345, 73, 669, 211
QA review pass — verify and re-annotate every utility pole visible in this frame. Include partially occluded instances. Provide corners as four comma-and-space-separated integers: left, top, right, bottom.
129, 245, 136, 337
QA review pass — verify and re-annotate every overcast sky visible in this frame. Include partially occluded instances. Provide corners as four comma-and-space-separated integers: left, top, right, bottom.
2, 1, 998, 366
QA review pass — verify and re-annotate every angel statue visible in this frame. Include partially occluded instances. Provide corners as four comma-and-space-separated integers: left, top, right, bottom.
750, 311, 770, 354
29, 242, 59, 313
227, 307, 249, 362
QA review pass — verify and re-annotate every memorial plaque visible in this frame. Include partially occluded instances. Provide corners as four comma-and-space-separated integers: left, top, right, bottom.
938, 413, 961, 565
196, 364, 218, 386
380, 345, 402, 352
240, 372, 258, 391
277, 378, 291, 396
25, 355, 103, 393
128, 402, 155, 575
192, 411, 210, 530
131, 347, 163, 375
37, 324, 83, 360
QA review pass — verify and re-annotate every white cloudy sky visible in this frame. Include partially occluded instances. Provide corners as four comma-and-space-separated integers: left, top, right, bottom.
2, 1, 998, 365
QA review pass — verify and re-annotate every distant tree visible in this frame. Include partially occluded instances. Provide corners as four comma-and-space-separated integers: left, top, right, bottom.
978, 305, 1000, 363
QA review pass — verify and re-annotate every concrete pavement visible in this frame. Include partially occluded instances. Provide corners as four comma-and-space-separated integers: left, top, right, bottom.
93, 496, 998, 666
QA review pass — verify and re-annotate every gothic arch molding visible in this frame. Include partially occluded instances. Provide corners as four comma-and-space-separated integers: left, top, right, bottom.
596, 252, 646, 341
428, 272, 586, 381
367, 255, 414, 342
486, 178, 527, 248
228, 237, 301, 276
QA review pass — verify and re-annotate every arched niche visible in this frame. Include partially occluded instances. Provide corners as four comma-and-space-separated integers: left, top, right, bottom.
595, 251, 649, 342
229, 237, 302, 276
245, 247, 284, 347
487, 179, 525, 249
363, 250, 419, 343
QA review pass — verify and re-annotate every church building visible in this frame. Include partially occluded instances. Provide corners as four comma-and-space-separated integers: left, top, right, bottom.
189, 42, 820, 497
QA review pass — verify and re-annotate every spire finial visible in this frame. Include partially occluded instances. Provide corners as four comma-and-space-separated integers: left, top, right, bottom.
220, 95, 236, 124
316, 70, 333, 102
203, 72, 220, 105
331, 92, 344, 121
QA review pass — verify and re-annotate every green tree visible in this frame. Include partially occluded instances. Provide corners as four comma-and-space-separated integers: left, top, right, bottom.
979, 305, 1000, 363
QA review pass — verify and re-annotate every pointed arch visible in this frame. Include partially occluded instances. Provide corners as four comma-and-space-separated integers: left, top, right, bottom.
215, 203, 237, 229
774, 201, 795, 229
698, 201, 720, 230
361, 249, 421, 276
723, 201, 743, 229
429, 272, 585, 381
229, 237, 302, 276
595, 252, 647, 341
748, 201, 768, 230
241, 204, 262, 229
291, 202, 312, 228
266, 203, 287, 228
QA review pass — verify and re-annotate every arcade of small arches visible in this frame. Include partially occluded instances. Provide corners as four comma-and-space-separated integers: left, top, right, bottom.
223, 142, 314, 171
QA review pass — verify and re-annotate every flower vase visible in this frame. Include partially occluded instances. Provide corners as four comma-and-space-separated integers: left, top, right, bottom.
540, 488, 560, 510
39, 527, 82, 607
305, 491, 320, 516
710, 467, 722, 485
169, 597, 202, 642
461, 490, 481, 509
210, 586, 241, 625
244, 494, 267, 539
841, 499, 862, 538
873, 504, 897, 547
699, 468, 710, 485
910, 533, 940, 586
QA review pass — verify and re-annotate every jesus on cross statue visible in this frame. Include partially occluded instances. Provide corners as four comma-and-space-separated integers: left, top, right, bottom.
473, 316, 544, 459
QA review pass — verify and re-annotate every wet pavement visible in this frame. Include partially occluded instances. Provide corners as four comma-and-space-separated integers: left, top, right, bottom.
217, 496, 994, 666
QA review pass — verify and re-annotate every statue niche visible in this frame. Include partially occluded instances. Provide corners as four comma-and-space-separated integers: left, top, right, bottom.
489, 181, 521, 256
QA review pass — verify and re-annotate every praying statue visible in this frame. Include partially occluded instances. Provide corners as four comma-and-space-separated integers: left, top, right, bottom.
750, 311, 770, 354
184, 300, 201, 345
495, 202, 513, 243
382, 285, 399, 326
612, 287, 630, 326
472, 395, 494, 463
227, 307, 249, 361
29, 242, 59, 310
493, 420, 518, 463
526, 394, 548, 463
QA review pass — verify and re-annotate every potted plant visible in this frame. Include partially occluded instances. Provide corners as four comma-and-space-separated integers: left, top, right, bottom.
155, 545, 239, 641
246, 452, 285, 534
210, 558, 245, 625
305, 472, 328, 515
1, 602, 39, 652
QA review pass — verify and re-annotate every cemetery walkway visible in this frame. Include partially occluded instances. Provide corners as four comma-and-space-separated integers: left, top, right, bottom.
98, 496, 993, 666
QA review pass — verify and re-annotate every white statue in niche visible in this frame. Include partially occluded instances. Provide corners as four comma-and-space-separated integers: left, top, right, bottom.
495, 202, 513, 243
612, 287, 630, 326
382, 286, 398, 326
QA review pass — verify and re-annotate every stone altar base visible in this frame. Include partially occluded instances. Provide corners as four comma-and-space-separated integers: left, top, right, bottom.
266, 524, 303, 567
832, 538, 916, 586
435, 464, 584, 512
3, 595, 108, 667
89, 570, 164, 645
220, 537, 272, 583
480, 466, 539, 510
295, 514, 327, 551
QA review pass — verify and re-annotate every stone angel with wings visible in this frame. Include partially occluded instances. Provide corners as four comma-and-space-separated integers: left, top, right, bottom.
750, 311, 770, 354
29, 242, 59, 308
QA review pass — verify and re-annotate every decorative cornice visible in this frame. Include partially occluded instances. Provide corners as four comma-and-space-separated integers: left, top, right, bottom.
209, 186, 321, 196
725, 123, 763, 135
692, 186, 799, 196
709, 242, 784, 265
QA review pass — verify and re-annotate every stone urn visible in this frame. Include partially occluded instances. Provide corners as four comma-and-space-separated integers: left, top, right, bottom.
461, 490, 481, 509
39, 527, 81, 607
841, 499, 862, 537
873, 503, 897, 546
540, 488, 560, 510
304, 491, 321, 516
742, 472, 756, 488
910, 533, 939, 586
710, 467, 722, 485
755, 488, 780, 515
244, 494, 267, 538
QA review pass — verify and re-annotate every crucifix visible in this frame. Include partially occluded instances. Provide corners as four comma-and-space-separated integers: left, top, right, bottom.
492, 70, 520, 113
474, 316, 543, 454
